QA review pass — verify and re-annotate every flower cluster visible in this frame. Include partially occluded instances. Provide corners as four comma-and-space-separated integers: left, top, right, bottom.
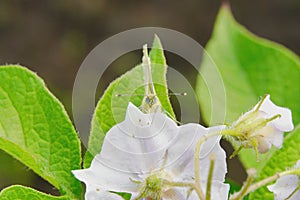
73, 46, 296, 200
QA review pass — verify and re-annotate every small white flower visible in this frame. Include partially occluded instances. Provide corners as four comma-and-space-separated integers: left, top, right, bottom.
73, 103, 229, 200
226, 94, 294, 155
267, 160, 300, 200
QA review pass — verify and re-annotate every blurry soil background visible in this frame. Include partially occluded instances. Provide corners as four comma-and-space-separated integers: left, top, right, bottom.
0, 0, 299, 196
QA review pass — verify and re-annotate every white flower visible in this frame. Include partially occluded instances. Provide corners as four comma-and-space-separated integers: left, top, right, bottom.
73, 103, 229, 200
267, 160, 300, 200
226, 94, 294, 154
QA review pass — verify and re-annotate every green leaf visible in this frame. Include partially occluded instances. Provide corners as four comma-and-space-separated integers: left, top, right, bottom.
84, 35, 174, 168
0, 65, 82, 198
225, 179, 241, 195
225, 179, 249, 200
118, 193, 131, 200
249, 125, 300, 200
0, 185, 68, 200
196, 5, 300, 170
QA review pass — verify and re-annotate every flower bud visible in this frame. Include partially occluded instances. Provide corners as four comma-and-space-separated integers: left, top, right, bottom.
224, 95, 294, 158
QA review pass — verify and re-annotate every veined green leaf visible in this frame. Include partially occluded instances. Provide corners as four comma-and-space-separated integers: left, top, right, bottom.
196, 5, 300, 170
0, 65, 82, 198
84, 35, 174, 168
0, 185, 68, 200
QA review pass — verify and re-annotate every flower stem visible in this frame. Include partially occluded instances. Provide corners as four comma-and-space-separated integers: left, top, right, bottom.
163, 180, 205, 200
230, 169, 256, 200
206, 154, 215, 200
194, 131, 222, 200
230, 168, 300, 200
194, 135, 207, 200
255, 94, 268, 112
286, 185, 300, 199
164, 180, 194, 188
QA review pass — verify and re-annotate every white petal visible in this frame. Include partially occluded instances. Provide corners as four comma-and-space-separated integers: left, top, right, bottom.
256, 136, 272, 153
199, 126, 227, 182
119, 102, 177, 140
259, 95, 294, 132
199, 136, 227, 182
200, 125, 225, 158
166, 123, 205, 181
72, 156, 139, 193
262, 125, 284, 149
84, 184, 124, 200
170, 125, 227, 184
184, 182, 229, 200
186, 191, 199, 200
296, 160, 300, 168
162, 188, 187, 200
210, 181, 230, 200
288, 191, 300, 200
268, 160, 300, 200
199, 181, 229, 200
268, 174, 299, 200
100, 103, 180, 174
162, 188, 200, 200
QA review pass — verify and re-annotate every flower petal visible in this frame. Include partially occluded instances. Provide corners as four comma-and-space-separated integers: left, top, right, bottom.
256, 135, 272, 153
84, 184, 124, 200
162, 188, 187, 200
187, 181, 229, 200
259, 94, 294, 132
118, 102, 177, 140
72, 155, 140, 193
262, 125, 284, 149
267, 174, 299, 200
296, 160, 300, 168
100, 103, 180, 174
268, 160, 300, 200
200, 135, 227, 182
209, 181, 230, 200
165, 123, 203, 181
170, 125, 227, 183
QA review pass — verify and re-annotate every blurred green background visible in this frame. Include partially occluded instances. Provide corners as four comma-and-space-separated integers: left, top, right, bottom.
0, 0, 299, 196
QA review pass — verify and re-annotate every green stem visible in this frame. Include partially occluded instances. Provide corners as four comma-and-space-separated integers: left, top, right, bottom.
230, 169, 256, 200
194, 135, 207, 191
230, 168, 300, 200
163, 180, 194, 188
286, 185, 300, 200
194, 131, 222, 200
163, 180, 204, 200
255, 94, 268, 112
206, 154, 215, 200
